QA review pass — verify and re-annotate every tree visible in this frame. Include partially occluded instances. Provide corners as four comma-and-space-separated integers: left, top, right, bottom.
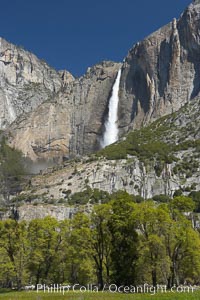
189, 191, 200, 212
165, 197, 198, 287
170, 196, 195, 214
152, 194, 171, 203
67, 213, 94, 285
132, 199, 200, 287
178, 227, 200, 284
133, 202, 171, 286
108, 191, 138, 285
51, 219, 71, 284
90, 204, 112, 289
27, 217, 61, 286
0, 219, 28, 289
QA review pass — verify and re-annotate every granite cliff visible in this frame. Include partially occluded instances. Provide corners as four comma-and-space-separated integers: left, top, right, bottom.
8, 61, 121, 160
2, 95, 200, 221
1, 1, 200, 220
0, 1, 199, 160
0, 37, 66, 127
118, 0, 200, 132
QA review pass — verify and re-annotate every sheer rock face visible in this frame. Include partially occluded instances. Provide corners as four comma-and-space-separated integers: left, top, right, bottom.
0, 37, 64, 128
3, 1, 200, 159
118, 1, 200, 134
63, 62, 122, 156
9, 61, 121, 159
0, 36, 120, 159
1, 205, 76, 221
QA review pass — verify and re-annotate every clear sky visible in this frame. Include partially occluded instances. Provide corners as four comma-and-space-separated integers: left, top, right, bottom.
0, 0, 192, 76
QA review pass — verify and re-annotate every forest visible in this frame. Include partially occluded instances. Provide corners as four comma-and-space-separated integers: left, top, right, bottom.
0, 191, 200, 290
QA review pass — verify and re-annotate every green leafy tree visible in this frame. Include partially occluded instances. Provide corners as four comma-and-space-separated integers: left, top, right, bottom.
189, 191, 200, 212
176, 226, 200, 284
67, 213, 94, 284
0, 219, 28, 289
90, 204, 112, 289
169, 196, 195, 214
133, 202, 171, 286
108, 191, 138, 285
51, 219, 71, 284
165, 197, 198, 287
27, 217, 61, 286
132, 199, 200, 287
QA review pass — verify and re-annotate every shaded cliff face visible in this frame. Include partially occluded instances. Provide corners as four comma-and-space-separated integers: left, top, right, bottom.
4, 0, 200, 159
118, 0, 200, 133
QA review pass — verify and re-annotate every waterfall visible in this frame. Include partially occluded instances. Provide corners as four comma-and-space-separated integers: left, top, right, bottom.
101, 68, 122, 148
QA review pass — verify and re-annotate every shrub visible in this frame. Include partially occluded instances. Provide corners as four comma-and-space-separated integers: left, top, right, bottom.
152, 194, 171, 203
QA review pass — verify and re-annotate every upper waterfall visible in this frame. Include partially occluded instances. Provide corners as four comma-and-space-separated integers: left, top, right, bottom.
101, 68, 122, 148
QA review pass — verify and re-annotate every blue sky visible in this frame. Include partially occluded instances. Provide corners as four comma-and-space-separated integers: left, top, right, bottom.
0, 0, 191, 76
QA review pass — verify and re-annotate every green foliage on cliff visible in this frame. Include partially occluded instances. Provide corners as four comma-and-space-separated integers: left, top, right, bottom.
189, 191, 200, 212
173, 157, 199, 178
97, 113, 200, 167
97, 119, 175, 162
68, 187, 111, 205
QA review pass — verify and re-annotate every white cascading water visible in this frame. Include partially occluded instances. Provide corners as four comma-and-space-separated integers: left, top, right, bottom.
101, 68, 122, 148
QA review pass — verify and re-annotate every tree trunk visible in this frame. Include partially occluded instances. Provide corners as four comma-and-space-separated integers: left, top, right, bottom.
152, 269, 157, 287
167, 276, 172, 289
105, 264, 110, 284
97, 265, 104, 290
35, 269, 41, 289
17, 278, 22, 291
